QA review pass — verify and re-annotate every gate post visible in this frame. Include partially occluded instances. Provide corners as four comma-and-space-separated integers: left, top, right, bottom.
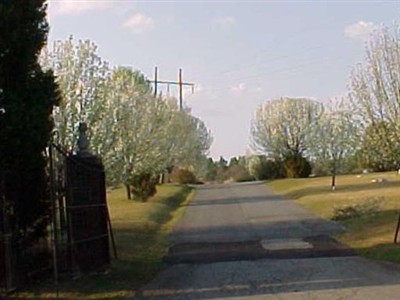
65, 123, 111, 274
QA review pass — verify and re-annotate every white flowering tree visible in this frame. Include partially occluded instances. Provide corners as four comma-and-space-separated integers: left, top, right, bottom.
40, 37, 109, 150
349, 24, 400, 170
161, 98, 212, 174
251, 97, 323, 159
97, 67, 172, 198
172, 112, 212, 168
41, 38, 212, 199
313, 98, 360, 190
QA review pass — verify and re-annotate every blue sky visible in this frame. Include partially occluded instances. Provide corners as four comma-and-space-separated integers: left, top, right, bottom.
47, 0, 399, 159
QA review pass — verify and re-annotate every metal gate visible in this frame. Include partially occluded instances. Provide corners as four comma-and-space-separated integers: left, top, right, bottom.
0, 143, 115, 293
49, 144, 113, 276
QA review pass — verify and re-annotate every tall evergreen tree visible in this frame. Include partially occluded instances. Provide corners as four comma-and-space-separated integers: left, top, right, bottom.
0, 1, 59, 245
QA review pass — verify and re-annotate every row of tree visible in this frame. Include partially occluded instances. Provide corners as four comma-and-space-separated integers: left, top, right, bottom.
0, 1, 211, 251
40, 37, 212, 199
250, 24, 400, 189
203, 155, 284, 183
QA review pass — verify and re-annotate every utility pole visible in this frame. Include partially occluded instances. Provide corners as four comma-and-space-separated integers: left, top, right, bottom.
148, 66, 195, 111
179, 68, 183, 111
154, 66, 158, 97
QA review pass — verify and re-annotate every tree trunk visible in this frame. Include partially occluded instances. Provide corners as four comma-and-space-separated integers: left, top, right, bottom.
125, 184, 131, 200
331, 162, 336, 191
159, 172, 164, 184
331, 174, 336, 191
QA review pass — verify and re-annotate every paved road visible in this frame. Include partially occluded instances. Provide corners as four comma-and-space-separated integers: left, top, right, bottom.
133, 182, 400, 300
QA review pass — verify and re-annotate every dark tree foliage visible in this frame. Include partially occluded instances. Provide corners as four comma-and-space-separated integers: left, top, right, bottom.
204, 158, 218, 181
283, 153, 312, 178
254, 157, 285, 180
129, 173, 158, 202
217, 156, 228, 169
0, 1, 60, 245
228, 157, 239, 167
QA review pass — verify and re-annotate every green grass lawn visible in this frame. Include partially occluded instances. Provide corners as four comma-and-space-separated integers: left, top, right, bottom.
12, 184, 194, 300
266, 171, 400, 264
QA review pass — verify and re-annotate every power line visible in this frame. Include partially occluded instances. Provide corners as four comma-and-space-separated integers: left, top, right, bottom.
188, 55, 352, 96
199, 16, 341, 82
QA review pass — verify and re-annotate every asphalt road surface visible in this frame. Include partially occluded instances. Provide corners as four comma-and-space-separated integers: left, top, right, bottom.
132, 182, 400, 300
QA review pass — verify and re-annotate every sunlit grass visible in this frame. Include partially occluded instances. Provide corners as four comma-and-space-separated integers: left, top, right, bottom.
11, 184, 194, 300
267, 171, 400, 264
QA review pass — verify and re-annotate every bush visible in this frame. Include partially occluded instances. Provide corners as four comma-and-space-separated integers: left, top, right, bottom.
227, 165, 254, 182
246, 156, 285, 180
283, 154, 312, 178
258, 160, 285, 180
170, 168, 197, 184
130, 173, 158, 201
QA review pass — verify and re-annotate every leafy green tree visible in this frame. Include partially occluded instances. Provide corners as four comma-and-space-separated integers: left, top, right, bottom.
359, 121, 400, 171
238, 156, 247, 167
218, 156, 228, 169
204, 158, 218, 181
229, 157, 239, 167
0, 1, 60, 245
130, 173, 158, 201
349, 24, 400, 169
246, 155, 284, 180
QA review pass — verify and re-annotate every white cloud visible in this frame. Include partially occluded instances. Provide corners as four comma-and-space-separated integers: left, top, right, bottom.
122, 13, 155, 34
193, 83, 204, 93
230, 83, 246, 95
213, 16, 236, 29
50, 0, 112, 15
344, 21, 377, 40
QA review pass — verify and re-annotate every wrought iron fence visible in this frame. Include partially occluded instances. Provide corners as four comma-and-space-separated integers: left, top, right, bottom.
0, 144, 115, 294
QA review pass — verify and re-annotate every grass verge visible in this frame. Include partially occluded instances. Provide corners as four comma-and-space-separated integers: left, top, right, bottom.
11, 184, 194, 300
266, 172, 400, 264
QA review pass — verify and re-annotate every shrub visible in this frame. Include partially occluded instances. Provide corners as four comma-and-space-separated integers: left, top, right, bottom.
130, 173, 158, 201
332, 197, 382, 221
283, 154, 312, 178
258, 160, 285, 180
246, 156, 285, 180
170, 168, 197, 184
228, 165, 254, 182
